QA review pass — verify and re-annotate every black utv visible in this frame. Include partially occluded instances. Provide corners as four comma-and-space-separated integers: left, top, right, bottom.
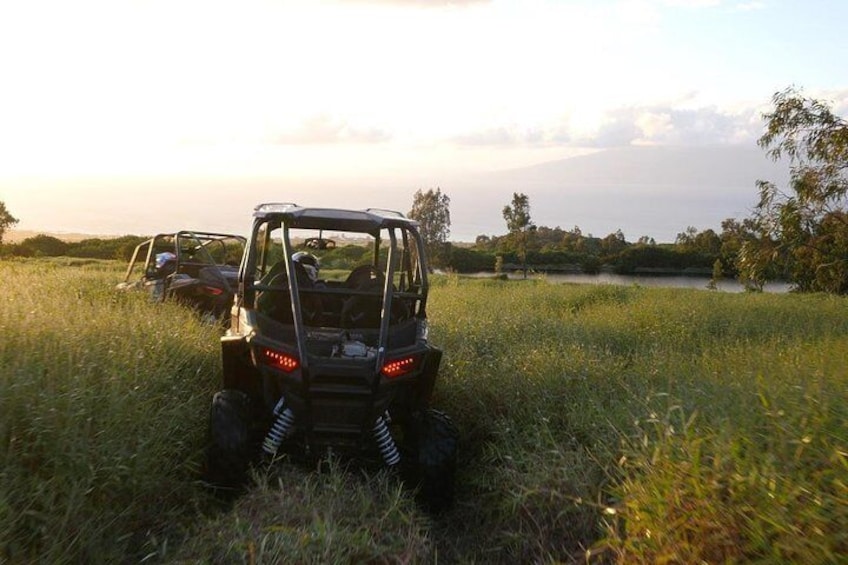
206, 204, 457, 511
116, 230, 246, 321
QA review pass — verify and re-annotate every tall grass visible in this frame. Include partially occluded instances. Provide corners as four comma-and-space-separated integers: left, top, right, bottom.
0, 259, 221, 561
429, 276, 848, 563
2, 261, 846, 563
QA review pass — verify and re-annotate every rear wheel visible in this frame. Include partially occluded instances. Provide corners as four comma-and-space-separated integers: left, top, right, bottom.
405, 409, 458, 513
205, 389, 253, 489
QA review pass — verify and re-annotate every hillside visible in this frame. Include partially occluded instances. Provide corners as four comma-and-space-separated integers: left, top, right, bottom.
448, 144, 791, 242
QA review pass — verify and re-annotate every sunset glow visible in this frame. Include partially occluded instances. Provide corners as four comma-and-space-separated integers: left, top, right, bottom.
1, 0, 846, 241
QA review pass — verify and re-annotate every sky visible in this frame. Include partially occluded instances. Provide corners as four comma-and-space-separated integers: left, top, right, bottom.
1, 0, 847, 243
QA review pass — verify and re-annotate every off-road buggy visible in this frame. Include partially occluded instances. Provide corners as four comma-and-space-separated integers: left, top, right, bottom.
206, 204, 458, 511
116, 231, 246, 320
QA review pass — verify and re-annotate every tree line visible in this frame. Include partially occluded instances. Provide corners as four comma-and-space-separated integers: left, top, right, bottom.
0, 204, 747, 280
410, 200, 752, 282
0, 232, 150, 262
2, 87, 846, 293
408, 88, 848, 293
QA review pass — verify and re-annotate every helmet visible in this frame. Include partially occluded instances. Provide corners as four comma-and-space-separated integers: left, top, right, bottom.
292, 251, 320, 283
155, 251, 176, 270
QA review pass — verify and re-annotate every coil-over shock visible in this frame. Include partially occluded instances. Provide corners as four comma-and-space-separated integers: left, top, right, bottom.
262, 396, 296, 456
374, 413, 401, 466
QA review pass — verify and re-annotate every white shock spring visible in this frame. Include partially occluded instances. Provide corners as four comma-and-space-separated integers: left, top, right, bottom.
373, 415, 401, 466
262, 396, 296, 456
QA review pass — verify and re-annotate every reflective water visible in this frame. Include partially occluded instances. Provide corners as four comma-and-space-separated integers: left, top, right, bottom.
475, 272, 792, 293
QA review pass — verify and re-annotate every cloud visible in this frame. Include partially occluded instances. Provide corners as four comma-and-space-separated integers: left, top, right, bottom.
442, 86, 848, 150
450, 103, 765, 149
273, 115, 391, 145
451, 126, 551, 147
589, 105, 763, 146
819, 88, 848, 117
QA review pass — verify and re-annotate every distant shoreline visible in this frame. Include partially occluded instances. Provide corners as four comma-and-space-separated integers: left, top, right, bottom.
5, 229, 122, 244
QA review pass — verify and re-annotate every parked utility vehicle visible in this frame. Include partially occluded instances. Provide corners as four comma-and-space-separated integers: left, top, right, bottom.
206, 204, 457, 510
116, 231, 245, 320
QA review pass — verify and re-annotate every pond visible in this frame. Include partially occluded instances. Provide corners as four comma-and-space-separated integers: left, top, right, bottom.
467, 272, 793, 293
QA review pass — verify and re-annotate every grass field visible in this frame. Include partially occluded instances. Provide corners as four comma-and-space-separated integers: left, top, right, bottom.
1, 259, 846, 563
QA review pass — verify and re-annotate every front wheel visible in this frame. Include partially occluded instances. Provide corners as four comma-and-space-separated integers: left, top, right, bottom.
405, 409, 459, 513
205, 389, 253, 490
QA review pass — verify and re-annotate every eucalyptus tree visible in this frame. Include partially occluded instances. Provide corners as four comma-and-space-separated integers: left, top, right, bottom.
743, 87, 848, 293
502, 192, 534, 278
408, 188, 451, 268
0, 201, 19, 245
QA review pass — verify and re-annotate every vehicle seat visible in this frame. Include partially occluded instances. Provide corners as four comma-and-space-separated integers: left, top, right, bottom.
341, 264, 402, 329
256, 261, 322, 325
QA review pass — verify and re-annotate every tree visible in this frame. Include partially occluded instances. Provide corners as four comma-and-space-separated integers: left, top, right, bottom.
502, 192, 534, 278
718, 218, 760, 278
707, 258, 724, 290
693, 229, 721, 255
675, 226, 699, 251
18, 234, 68, 257
746, 87, 848, 293
408, 188, 451, 268
0, 201, 19, 245
600, 229, 627, 257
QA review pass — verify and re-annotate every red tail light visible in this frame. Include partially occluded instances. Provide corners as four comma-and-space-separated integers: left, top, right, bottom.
381, 354, 421, 378
259, 347, 299, 372
201, 286, 224, 296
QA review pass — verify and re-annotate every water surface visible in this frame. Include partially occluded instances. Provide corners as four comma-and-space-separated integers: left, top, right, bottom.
476, 272, 792, 293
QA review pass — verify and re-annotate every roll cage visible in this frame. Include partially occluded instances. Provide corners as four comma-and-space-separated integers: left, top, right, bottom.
235, 203, 431, 370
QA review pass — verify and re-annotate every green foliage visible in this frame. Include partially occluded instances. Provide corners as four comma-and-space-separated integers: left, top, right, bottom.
470, 221, 733, 276
502, 192, 532, 234
718, 217, 760, 277
707, 258, 723, 289
746, 86, 848, 293
614, 244, 713, 275
677, 226, 721, 255
408, 188, 451, 268
502, 192, 535, 277
0, 200, 18, 245
5, 234, 149, 261
446, 243, 494, 273
11, 234, 68, 257
308, 242, 371, 270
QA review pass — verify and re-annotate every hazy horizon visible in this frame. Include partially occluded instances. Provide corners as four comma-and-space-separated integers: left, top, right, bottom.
1, 0, 844, 243
5, 144, 790, 244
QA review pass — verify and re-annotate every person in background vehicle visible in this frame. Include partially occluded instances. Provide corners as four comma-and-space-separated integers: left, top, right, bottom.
292, 251, 326, 324
154, 251, 177, 277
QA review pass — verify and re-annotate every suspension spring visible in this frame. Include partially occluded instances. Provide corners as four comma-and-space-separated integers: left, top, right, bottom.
373, 415, 401, 466
262, 396, 296, 456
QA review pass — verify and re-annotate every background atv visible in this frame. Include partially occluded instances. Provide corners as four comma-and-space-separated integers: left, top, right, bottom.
116, 231, 246, 321
206, 204, 458, 511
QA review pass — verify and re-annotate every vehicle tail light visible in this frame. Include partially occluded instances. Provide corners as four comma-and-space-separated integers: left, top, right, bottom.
201, 286, 224, 296
259, 347, 299, 372
380, 354, 421, 378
